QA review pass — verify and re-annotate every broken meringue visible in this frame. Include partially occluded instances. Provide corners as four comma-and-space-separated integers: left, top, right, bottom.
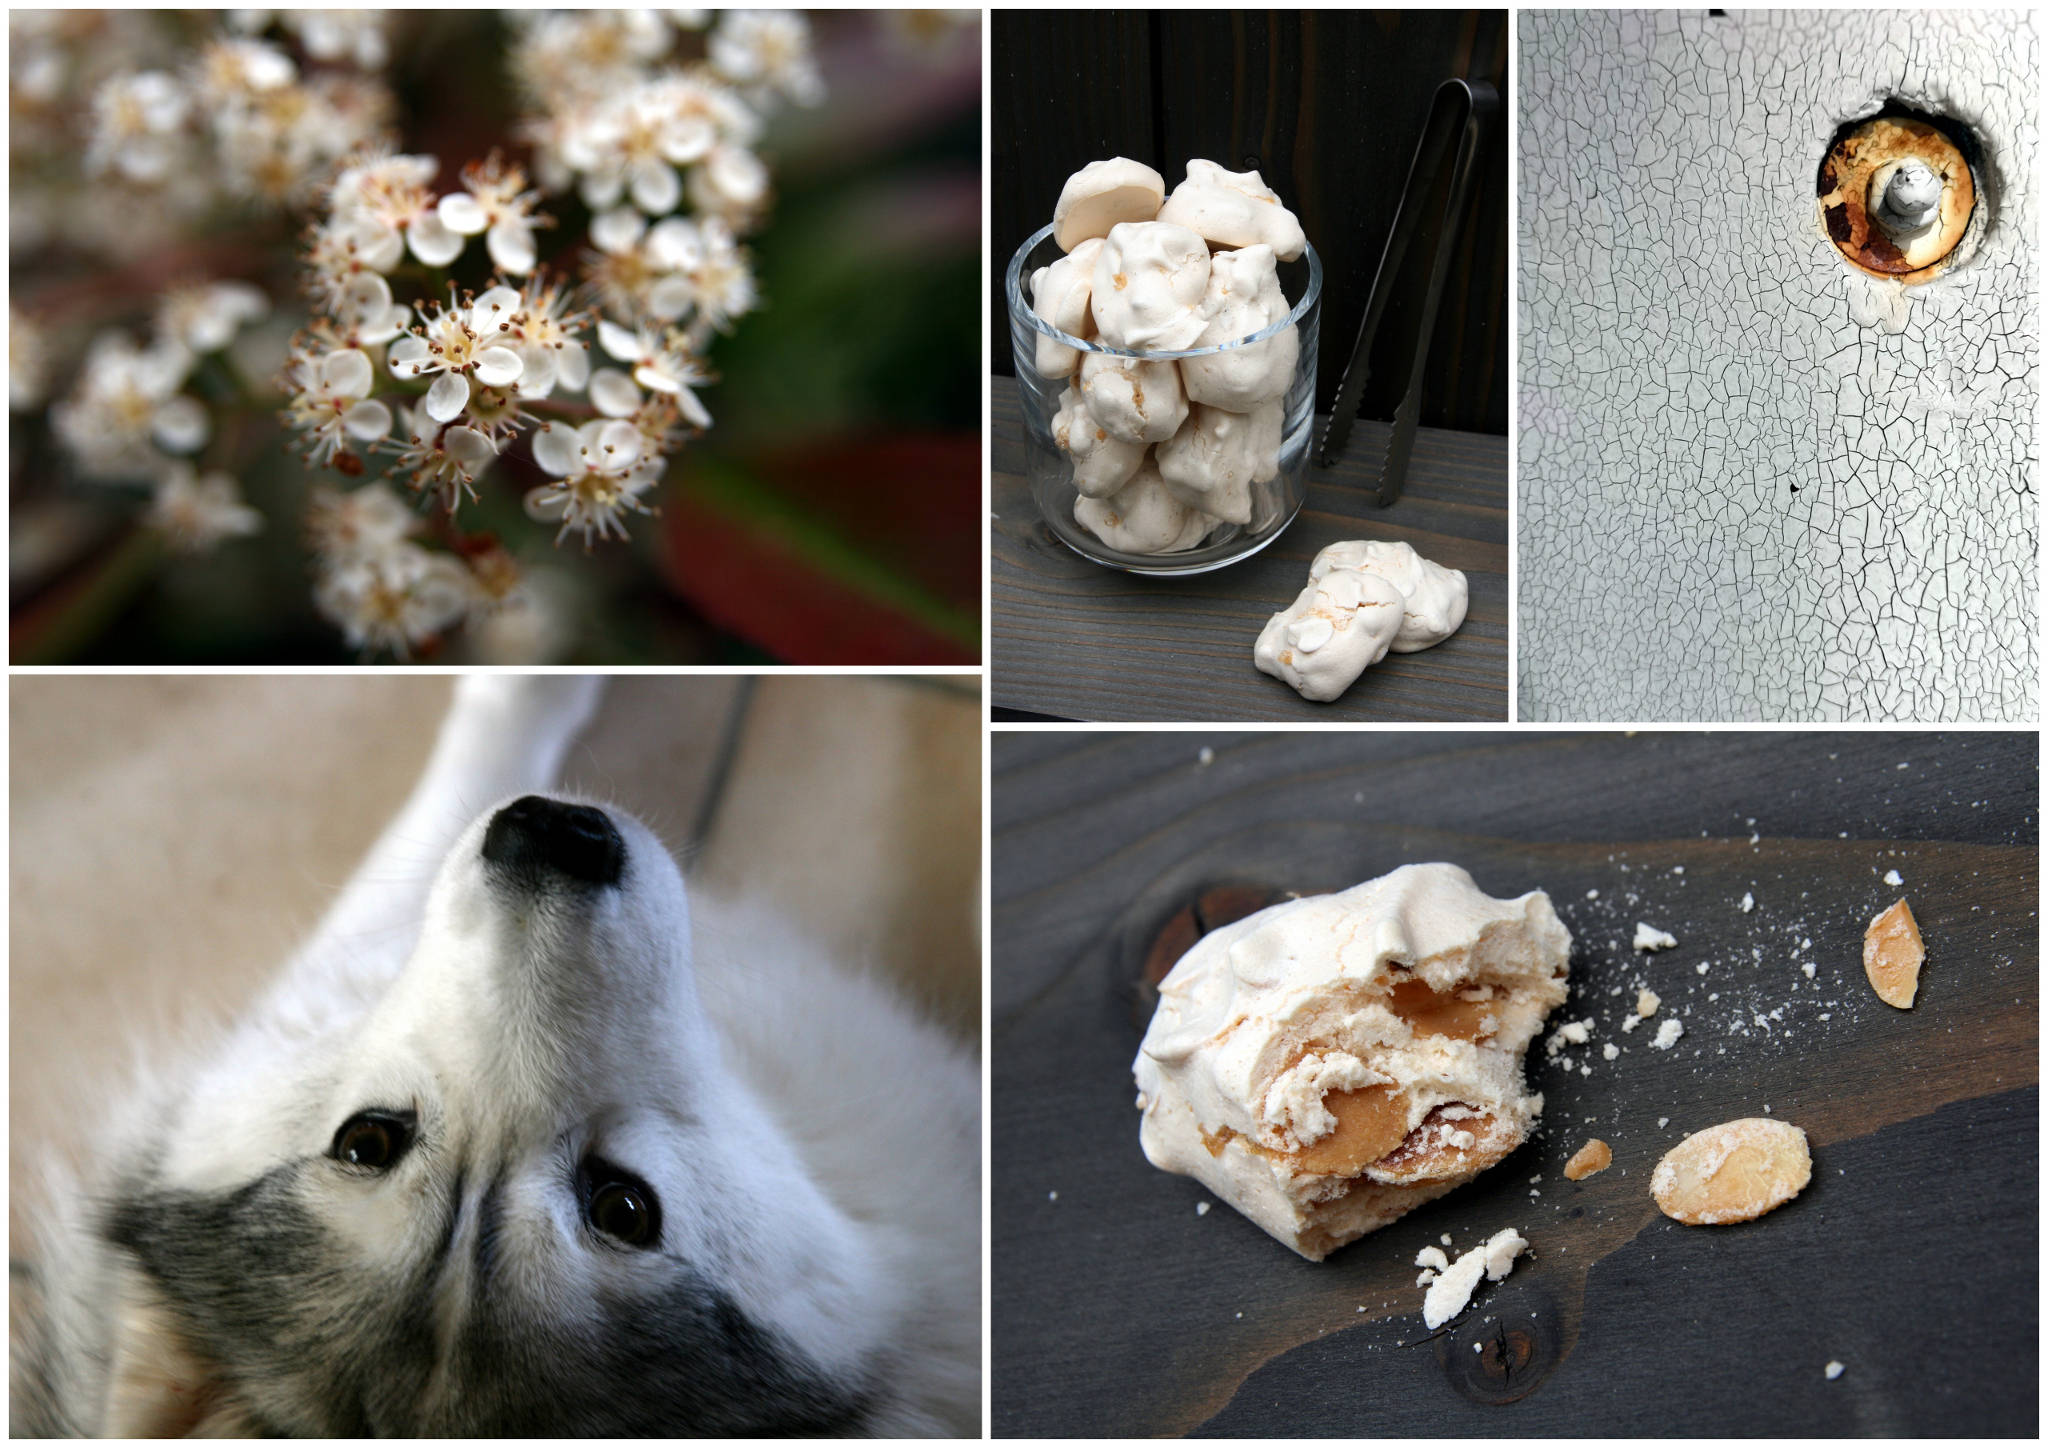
1053, 157, 1166, 253
1308, 540, 1469, 653
1154, 400, 1281, 526
1255, 540, 1469, 700
1180, 243, 1298, 411
1157, 159, 1307, 261
1073, 460, 1212, 555
1028, 237, 1102, 379
1133, 863, 1571, 1260
1089, 221, 1211, 352
1052, 382, 1147, 498
1077, 350, 1188, 446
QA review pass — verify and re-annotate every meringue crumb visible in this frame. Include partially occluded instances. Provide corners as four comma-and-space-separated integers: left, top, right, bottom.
1047, 1190, 1058, 1201
1633, 922, 1677, 952
1196, 1201, 1210, 1216
1197, 747, 1215, 767
1652, 1019, 1684, 1050
1421, 1228, 1528, 1329
1825, 1361, 1845, 1380
1739, 892, 1754, 912
1602, 1043, 1619, 1060
1696, 963, 1710, 975
1414, 1246, 1450, 1271
1636, 988, 1660, 1017
1657, 1116, 1670, 1128
1802, 961, 1816, 980
1883, 868, 1902, 886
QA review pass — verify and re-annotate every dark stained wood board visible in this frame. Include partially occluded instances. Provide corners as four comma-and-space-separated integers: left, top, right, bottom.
991, 731, 2038, 1437
990, 380, 1508, 722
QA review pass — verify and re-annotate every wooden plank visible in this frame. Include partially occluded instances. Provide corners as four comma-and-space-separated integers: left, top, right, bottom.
991, 731, 2038, 1436
991, 378, 1508, 721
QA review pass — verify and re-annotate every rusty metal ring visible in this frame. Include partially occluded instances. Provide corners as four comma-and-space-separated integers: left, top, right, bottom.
1818, 117, 1974, 284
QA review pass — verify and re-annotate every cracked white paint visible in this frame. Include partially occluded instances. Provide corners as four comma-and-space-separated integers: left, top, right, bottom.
1518, 10, 2037, 721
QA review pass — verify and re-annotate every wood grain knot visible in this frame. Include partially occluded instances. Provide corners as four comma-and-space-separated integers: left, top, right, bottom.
1437, 1285, 1561, 1405
1130, 884, 1290, 1031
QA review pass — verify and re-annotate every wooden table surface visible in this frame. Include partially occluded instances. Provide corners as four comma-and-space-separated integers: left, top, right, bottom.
991, 378, 1509, 721
991, 731, 2037, 1437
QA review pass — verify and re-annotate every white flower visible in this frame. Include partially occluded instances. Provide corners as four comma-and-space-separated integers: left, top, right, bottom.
387, 400, 498, 511
281, 10, 389, 70
503, 275, 590, 399
333, 272, 411, 347
327, 152, 463, 267
284, 346, 391, 464
313, 540, 473, 658
86, 72, 190, 183
687, 143, 770, 225
198, 38, 297, 96
306, 480, 417, 559
434, 153, 547, 275
388, 285, 527, 422
156, 280, 269, 354
644, 215, 755, 333
50, 332, 205, 479
148, 463, 263, 551
526, 418, 663, 546
709, 9, 825, 108
597, 320, 712, 426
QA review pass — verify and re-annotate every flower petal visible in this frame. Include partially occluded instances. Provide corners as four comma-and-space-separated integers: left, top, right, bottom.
671, 384, 712, 429
590, 206, 647, 255
445, 426, 497, 469
647, 276, 695, 321
531, 424, 582, 477
437, 192, 489, 235
387, 335, 430, 377
321, 347, 374, 398
594, 419, 643, 469
632, 362, 679, 394
407, 211, 465, 267
555, 345, 590, 390
343, 398, 392, 441
523, 484, 569, 522
588, 368, 643, 418
469, 286, 523, 337
487, 219, 536, 275
425, 372, 469, 422
629, 159, 681, 216
596, 319, 643, 361
151, 396, 209, 453
473, 345, 524, 388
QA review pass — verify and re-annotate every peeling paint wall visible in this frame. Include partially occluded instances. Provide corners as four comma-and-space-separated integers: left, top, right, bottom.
1518, 10, 2037, 721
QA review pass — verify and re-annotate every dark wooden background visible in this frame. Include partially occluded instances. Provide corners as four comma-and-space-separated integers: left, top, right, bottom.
991, 10, 1510, 436
991, 731, 2038, 1436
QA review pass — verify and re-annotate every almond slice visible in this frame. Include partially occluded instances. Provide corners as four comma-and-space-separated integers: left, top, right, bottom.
1651, 1117, 1811, 1225
1563, 1138, 1612, 1180
1863, 898, 1924, 1008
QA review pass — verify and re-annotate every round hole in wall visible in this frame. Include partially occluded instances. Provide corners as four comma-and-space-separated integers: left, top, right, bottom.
1816, 101, 1984, 284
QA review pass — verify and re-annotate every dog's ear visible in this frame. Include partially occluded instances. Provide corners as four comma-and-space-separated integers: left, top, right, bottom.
102, 1277, 260, 1438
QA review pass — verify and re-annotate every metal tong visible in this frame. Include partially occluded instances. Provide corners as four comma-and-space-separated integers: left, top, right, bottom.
1319, 76, 1497, 505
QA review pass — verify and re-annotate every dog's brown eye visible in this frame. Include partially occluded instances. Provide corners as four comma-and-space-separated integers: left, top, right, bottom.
590, 1181, 654, 1244
331, 1112, 415, 1170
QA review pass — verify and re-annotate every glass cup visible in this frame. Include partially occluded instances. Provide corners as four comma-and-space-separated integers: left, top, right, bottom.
1004, 221, 1322, 574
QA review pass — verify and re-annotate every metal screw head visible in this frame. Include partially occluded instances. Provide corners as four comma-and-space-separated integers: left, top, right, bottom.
1818, 116, 1974, 284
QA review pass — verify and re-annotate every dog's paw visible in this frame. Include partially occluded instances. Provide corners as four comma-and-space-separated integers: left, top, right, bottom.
453, 675, 603, 744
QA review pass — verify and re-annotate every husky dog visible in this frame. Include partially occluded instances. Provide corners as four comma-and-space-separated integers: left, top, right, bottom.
13, 677, 981, 1436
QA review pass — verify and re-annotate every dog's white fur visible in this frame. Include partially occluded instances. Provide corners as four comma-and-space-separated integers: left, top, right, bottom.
14, 677, 980, 1436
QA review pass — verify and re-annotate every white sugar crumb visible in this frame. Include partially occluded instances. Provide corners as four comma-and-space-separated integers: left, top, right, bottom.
1197, 746, 1215, 766
1696, 962, 1710, 975
1739, 892, 1754, 912
1884, 868, 1903, 886
1802, 961, 1817, 980
1634, 922, 1678, 952
1653, 1018, 1684, 1050
1416, 1270, 1437, 1288
1421, 1227, 1527, 1330
1602, 1043, 1620, 1061
1620, 1014, 1641, 1034
1586, 888, 1599, 899
1825, 1360, 1845, 1380
1636, 988, 1660, 1017
1196, 1201, 1211, 1216
1657, 1116, 1670, 1128
1414, 1246, 1450, 1271
1672, 866, 1684, 875
1047, 1190, 1058, 1201
1441, 1233, 1453, 1246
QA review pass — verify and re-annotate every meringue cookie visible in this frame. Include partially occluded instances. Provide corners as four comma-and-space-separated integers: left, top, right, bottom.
1157, 159, 1307, 260
1028, 237, 1103, 379
1052, 382, 1147, 498
1089, 221, 1211, 352
1254, 565, 1409, 702
1078, 349, 1188, 446
1181, 243, 1298, 411
1053, 157, 1166, 253
1074, 460, 1212, 555
1133, 863, 1572, 1260
1155, 401, 1282, 526
1310, 540, 1469, 653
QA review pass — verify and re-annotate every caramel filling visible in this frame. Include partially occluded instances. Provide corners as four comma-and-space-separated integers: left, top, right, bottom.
1369, 1104, 1507, 1183
1291, 1084, 1411, 1175
1383, 978, 1496, 1041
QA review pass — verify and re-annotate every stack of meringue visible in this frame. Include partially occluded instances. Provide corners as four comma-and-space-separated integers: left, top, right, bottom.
1254, 540, 1470, 702
1028, 157, 1306, 554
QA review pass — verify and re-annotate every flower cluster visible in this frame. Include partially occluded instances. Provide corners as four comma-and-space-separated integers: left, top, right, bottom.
46, 283, 268, 554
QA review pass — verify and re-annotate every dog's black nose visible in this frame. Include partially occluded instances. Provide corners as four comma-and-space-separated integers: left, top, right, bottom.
482, 797, 623, 886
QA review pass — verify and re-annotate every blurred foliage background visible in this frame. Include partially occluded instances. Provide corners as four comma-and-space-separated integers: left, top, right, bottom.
10, 9, 982, 664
